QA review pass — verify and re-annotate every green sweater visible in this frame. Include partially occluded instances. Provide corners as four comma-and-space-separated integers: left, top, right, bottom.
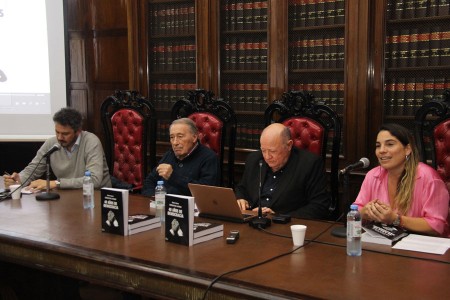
19, 131, 111, 189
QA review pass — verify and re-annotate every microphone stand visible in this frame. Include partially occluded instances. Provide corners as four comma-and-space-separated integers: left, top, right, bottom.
331, 171, 350, 237
249, 161, 271, 229
36, 156, 60, 201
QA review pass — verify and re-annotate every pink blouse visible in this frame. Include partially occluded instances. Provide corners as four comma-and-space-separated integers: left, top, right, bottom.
355, 162, 449, 236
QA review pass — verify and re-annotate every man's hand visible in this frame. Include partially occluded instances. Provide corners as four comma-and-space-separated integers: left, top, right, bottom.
253, 207, 275, 214
237, 199, 249, 210
156, 163, 173, 180
4, 172, 21, 188
26, 179, 57, 192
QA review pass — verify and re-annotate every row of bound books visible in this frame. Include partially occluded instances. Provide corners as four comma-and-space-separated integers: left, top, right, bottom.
386, 28, 450, 68
222, 0, 268, 31
150, 41, 196, 72
222, 82, 268, 112
384, 77, 449, 116
289, 34, 345, 70
149, 3, 195, 36
387, 0, 449, 20
222, 38, 268, 71
236, 123, 264, 149
150, 81, 197, 110
289, 0, 345, 28
288, 81, 344, 114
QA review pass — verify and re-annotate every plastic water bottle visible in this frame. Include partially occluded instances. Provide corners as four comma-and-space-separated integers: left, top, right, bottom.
155, 180, 166, 222
346, 204, 362, 256
83, 170, 95, 209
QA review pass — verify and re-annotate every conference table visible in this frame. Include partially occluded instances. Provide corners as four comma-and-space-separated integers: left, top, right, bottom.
0, 187, 449, 300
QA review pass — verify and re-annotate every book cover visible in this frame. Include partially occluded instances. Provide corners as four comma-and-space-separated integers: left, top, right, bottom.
363, 221, 409, 243
129, 222, 161, 236
128, 214, 161, 230
101, 188, 129, 236
193, 230, 224, 245
165, 194, 195, 246
361, 231, 394, 246
193, 222, 224, 239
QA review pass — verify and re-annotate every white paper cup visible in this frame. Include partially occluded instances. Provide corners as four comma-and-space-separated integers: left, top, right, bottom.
291, 224, 307, 246
9, 184, 21, 200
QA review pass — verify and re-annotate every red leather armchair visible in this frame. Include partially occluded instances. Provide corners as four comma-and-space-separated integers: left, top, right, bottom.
264, 91, 342, 218
171, 89, 237, 187
101, 90, 156, 191
415, 89, 450, 192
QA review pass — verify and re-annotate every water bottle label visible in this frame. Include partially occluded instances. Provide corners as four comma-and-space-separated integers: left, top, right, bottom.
347, 221, 362, 238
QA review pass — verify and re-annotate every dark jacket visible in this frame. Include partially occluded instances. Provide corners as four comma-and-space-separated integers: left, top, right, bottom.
235, 148, 331, 219
142, 143, 219, 196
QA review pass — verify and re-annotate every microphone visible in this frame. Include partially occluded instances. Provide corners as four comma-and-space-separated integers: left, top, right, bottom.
43, 143, 61, 157
36, 143, 61, 201
249, 159, 271, 229
339, 157, 370, 175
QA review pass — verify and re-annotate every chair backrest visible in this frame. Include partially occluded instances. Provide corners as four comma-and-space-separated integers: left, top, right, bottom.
101, 90, 156, 190
264, 90, 342, 216
414, 89, 450, 192
171, 89, 237, 187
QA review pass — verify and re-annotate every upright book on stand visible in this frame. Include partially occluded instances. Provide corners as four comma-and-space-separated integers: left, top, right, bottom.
101, 188, 161, 236
165, 194, 223, 246
101, 188, 129, 236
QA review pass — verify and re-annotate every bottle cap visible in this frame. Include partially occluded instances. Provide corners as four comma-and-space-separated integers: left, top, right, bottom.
350, 204, 358, 210
157, 180, 164, 185
85, 170, 91, 176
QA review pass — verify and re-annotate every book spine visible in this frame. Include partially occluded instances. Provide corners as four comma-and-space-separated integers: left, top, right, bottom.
423, 77, 435, 103
335, 0, 345, 24
253, 1, 262, 30
306, 0, 316, 27
404, 79, 416, 115
429, 27, 441, 66
243, 1, 253, 30
316, 0, 325, 26
403, 0, 415, 19
409, 29, 419, 67
324, 0, 336, 26
390, 30, 400, 68
428, 0, 438, 17
415, 78, 424, 110
235, 1, 244, 30
417, 28, 430, 67
415, 0, 427, 18
438, 0, 450, 16
398, 29, 410, 68
441, 30, 450, 65
393, 1, 404, 20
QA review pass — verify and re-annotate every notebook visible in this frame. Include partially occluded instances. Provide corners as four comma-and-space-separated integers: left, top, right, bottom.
188, 183, 257, 223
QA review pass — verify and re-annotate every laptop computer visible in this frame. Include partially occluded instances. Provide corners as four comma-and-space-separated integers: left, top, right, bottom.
188, 183, 257, 223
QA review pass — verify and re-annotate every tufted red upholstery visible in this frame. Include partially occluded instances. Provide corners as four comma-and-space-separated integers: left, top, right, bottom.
189, 113, 223, 156
101, 90, 156, 192
282, 117, 324, 157
111, 109, 145, 188
433, 120, 450, 191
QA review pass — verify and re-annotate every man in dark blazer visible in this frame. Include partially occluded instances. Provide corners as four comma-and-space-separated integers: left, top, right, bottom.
235, 123, 331, 220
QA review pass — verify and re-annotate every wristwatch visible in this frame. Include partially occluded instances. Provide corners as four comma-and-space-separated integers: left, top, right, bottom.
392, 214, 401, 226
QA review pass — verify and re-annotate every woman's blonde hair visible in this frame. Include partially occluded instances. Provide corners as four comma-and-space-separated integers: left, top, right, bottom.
379, 123, 419, 214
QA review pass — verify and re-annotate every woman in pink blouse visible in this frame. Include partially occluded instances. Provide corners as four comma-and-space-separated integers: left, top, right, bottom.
355, 123, 449, 236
